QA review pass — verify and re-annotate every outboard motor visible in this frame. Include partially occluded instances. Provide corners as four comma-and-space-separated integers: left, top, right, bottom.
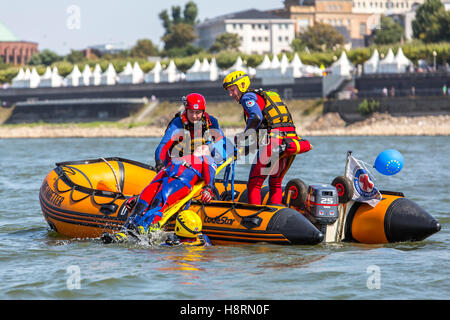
305, 184, 339, 234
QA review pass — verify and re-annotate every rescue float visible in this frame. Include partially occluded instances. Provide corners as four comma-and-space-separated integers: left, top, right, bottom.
39, 156, 441, 245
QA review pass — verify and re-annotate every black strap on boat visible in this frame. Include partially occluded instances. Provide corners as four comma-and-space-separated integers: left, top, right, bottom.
54, 164, 124, 205
195, 201, 273, 229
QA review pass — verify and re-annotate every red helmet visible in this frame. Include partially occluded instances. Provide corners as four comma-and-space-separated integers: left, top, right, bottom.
183, 93, 206, 111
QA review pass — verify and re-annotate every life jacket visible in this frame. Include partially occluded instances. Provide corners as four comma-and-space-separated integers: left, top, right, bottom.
165, 111, 213, 157
246, 88, 295, 131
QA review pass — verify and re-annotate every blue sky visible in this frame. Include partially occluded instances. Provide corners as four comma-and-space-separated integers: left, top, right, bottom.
0, 0, 284, 54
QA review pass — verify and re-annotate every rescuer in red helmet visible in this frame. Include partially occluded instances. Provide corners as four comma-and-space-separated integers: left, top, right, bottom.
154, 93, 225, 172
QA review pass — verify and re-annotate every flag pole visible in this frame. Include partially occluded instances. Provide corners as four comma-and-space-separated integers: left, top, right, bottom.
345, 150, 352, 177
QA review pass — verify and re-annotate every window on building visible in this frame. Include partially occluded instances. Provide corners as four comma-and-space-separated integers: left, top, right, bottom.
252, 36, 256, 41
278, 36, 282, 42
258, 36, 262, 41
265, 36, 269, 41
360, 22, 367, 36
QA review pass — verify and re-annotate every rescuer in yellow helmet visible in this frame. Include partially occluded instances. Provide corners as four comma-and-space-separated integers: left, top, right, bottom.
164, 210, 212, 246
222, 70, 312, 205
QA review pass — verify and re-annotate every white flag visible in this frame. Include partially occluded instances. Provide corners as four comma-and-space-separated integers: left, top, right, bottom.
346, 155, 382, 207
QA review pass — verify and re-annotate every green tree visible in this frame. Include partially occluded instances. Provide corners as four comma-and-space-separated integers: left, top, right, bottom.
159, 1, 199, 52
412, 0, 450, 42
130, 39, 159, 57
435, 10, 450, 42
210, 33, 241, 53
298, 23, 345, 52
159, 10, 172, 35
374, 16, 404, 45
28, 49, 62, 66
66, 50, 86, 64
183, 1, 198, 25
162, 23, 197, 51
290, 38, 307, 52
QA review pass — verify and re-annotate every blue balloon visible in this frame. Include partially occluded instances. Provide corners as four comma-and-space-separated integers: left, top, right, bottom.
374, 149, 404, 175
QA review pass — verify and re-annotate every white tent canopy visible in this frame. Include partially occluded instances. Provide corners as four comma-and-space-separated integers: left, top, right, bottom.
132, 62, 144, 83
101, 63, 118, 85
161, 60, 183, 83
256, 55, 271, 70
145, 61, 162, 83
199, 58, 219, 81
285, 53, 304, 78
119, 62, 144, 84
187, 58, 201, 73
66, 65, 82, 87
280, 53, 289, 74
11, 68, 26, 88
394, 48, 413, 73
330, 51, 353, 76
119, 62, 133, 77
363, 49, 379, 74
80, 65, 92, 86
186, 58, 202, 81
200, 58, 210, 72
17, 67, 40, 88
378, 48, 396, 73
223, 56, 248, 75
90, 64, 102, 86
39, 66, 63, 87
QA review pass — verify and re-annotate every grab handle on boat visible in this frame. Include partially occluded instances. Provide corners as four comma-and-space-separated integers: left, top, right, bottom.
100, 203, 119, 216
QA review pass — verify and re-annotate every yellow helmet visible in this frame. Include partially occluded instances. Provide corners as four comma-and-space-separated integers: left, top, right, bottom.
175, 210, 202, 238
222, 70, 250, 93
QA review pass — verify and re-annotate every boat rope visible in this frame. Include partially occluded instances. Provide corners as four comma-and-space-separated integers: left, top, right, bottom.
100, 157, 122, 194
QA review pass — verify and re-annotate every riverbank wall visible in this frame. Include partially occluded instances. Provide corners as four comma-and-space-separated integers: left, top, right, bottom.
324, 96, 450, 123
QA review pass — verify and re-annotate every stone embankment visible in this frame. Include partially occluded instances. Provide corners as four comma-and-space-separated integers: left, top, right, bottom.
0, 112, 448, 138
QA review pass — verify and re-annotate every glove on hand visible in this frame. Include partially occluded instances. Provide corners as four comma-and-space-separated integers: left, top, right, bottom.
125, 196, 137, 212
200, 186, 214, 203
234, 132, 253, 156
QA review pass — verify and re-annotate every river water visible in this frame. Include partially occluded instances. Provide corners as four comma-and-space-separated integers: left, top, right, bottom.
0, 136, 448, 300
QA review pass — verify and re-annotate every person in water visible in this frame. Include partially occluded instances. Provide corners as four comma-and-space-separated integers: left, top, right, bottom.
222, 70, 312, 205
163, 210, 212, 247
102, 144, 217, 244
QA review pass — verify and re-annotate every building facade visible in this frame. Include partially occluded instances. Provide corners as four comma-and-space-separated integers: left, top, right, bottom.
0, 21, 38, 65
195, 9, 295, 55
352, 0, 424, 14
273, 0, 376, 47
273, 0, 425, 47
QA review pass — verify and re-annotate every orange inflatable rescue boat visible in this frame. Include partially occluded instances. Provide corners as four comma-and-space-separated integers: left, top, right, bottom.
39, 157, 441, 245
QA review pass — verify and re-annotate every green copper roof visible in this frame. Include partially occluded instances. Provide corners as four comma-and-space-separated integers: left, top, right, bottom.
0, 21, 18, 41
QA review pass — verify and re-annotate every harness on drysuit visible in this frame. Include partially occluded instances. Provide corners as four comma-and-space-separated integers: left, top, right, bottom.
124, 159, 203, 233
240, 88, 311, 157
167, 111, 214, 158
